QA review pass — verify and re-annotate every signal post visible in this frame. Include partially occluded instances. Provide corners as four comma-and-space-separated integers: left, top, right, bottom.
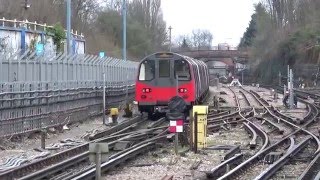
167, 96, 187, 155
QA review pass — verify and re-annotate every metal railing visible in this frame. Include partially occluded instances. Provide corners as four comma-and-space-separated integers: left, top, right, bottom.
0, 18, 84, 39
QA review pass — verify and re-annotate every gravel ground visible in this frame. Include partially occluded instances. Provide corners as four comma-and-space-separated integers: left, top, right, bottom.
103, 125, 252, 180
0, 85, 312, 178
209, 86, 237, 107
246, 86, 306, 109
238, 87, 263, 108
278, 108, 307, 119
271, 162, 308, 180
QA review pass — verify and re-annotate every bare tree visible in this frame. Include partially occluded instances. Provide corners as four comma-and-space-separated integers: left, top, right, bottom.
190, 29, 213, 50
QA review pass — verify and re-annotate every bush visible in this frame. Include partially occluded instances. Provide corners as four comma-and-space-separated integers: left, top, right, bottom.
46, 23, 66, 52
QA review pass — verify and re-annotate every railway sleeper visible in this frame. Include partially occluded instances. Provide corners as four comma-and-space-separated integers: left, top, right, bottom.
299, 151, 320, 180
223, 146, 241, 162
208, 124, 222, 132
221, 124, 230, 131
206, 153, 243, 179
263, 151, 283, 164
205, 145, 235, 151
72, 142, 157, 180
148, 129, 165, 136
255, 136, 312, 180
259, 118, 285, 135
113, 141, 133, 151
208, 110, 230, 118
147, 117, 166, 129
89, 116, 142, 140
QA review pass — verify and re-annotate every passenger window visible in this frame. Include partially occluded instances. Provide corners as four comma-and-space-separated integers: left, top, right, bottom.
174, 60, 191, 80
139, 60, 155, 81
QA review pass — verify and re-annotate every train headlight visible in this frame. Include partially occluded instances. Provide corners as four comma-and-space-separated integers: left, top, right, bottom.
178, 88, 187, 93
142, 88, 152, 93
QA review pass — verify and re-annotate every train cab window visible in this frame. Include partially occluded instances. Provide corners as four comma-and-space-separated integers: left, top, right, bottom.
159, 60, 170, 77
139, 60, 155, 81
174, 60, 191, 80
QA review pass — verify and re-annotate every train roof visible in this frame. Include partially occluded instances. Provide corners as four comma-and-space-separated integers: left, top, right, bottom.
140, 52, 207, 67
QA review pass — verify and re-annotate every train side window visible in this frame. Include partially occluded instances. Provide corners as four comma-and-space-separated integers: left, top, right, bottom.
139, 60, 155, 81
174, 60, 191, 81
159, 60, 170, 77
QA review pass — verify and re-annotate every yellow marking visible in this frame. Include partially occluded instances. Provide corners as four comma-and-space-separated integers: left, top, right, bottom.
110, 108, 119, 116
191, 106, 208, 149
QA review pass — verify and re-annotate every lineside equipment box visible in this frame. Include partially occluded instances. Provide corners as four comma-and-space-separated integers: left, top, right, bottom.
192, 105, 208, 149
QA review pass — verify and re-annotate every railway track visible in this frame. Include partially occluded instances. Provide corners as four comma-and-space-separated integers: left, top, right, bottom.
206, 86, 320, 180
67, 130, 170, 180
4, 85, 320, 179
274, 86, 320, 179
0, 116, 168, 180
20, 129, 169, 180
205, 87, 269, 179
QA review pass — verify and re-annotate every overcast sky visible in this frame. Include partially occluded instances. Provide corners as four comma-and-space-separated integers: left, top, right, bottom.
161, 0, 260, 47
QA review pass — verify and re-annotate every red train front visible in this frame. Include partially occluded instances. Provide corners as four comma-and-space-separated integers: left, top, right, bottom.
135, 52, 209, 117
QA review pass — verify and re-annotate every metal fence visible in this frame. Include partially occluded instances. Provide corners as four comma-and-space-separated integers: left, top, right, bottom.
0, 51, 139, 137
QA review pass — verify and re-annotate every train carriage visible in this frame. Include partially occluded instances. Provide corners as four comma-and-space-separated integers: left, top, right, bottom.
135, 52, 209, 117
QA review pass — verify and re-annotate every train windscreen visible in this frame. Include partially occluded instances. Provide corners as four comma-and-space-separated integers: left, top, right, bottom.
159, 60, 170, 77
139, 59, 155, 81
174, 59, 191, 81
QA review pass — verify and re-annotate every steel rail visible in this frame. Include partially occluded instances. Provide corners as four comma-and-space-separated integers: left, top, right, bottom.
207, 111, 240, 121
66, 133, 170, 180
0, 116, 156, 179
218, 87, 319, 180
243, 122, 258, 149
249, 89, 320, 154
71, 142, 156, 180
239, 90, 251, 107
254, 136, 312, 180
18, 132, 159, 180
258, 117, 285, 135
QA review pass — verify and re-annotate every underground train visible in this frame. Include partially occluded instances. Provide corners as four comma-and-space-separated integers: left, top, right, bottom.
135, 52, 210, 117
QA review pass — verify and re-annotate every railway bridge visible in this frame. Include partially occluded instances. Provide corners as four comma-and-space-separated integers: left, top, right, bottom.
176, 49, 249, 62
176, 49, 250, 80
